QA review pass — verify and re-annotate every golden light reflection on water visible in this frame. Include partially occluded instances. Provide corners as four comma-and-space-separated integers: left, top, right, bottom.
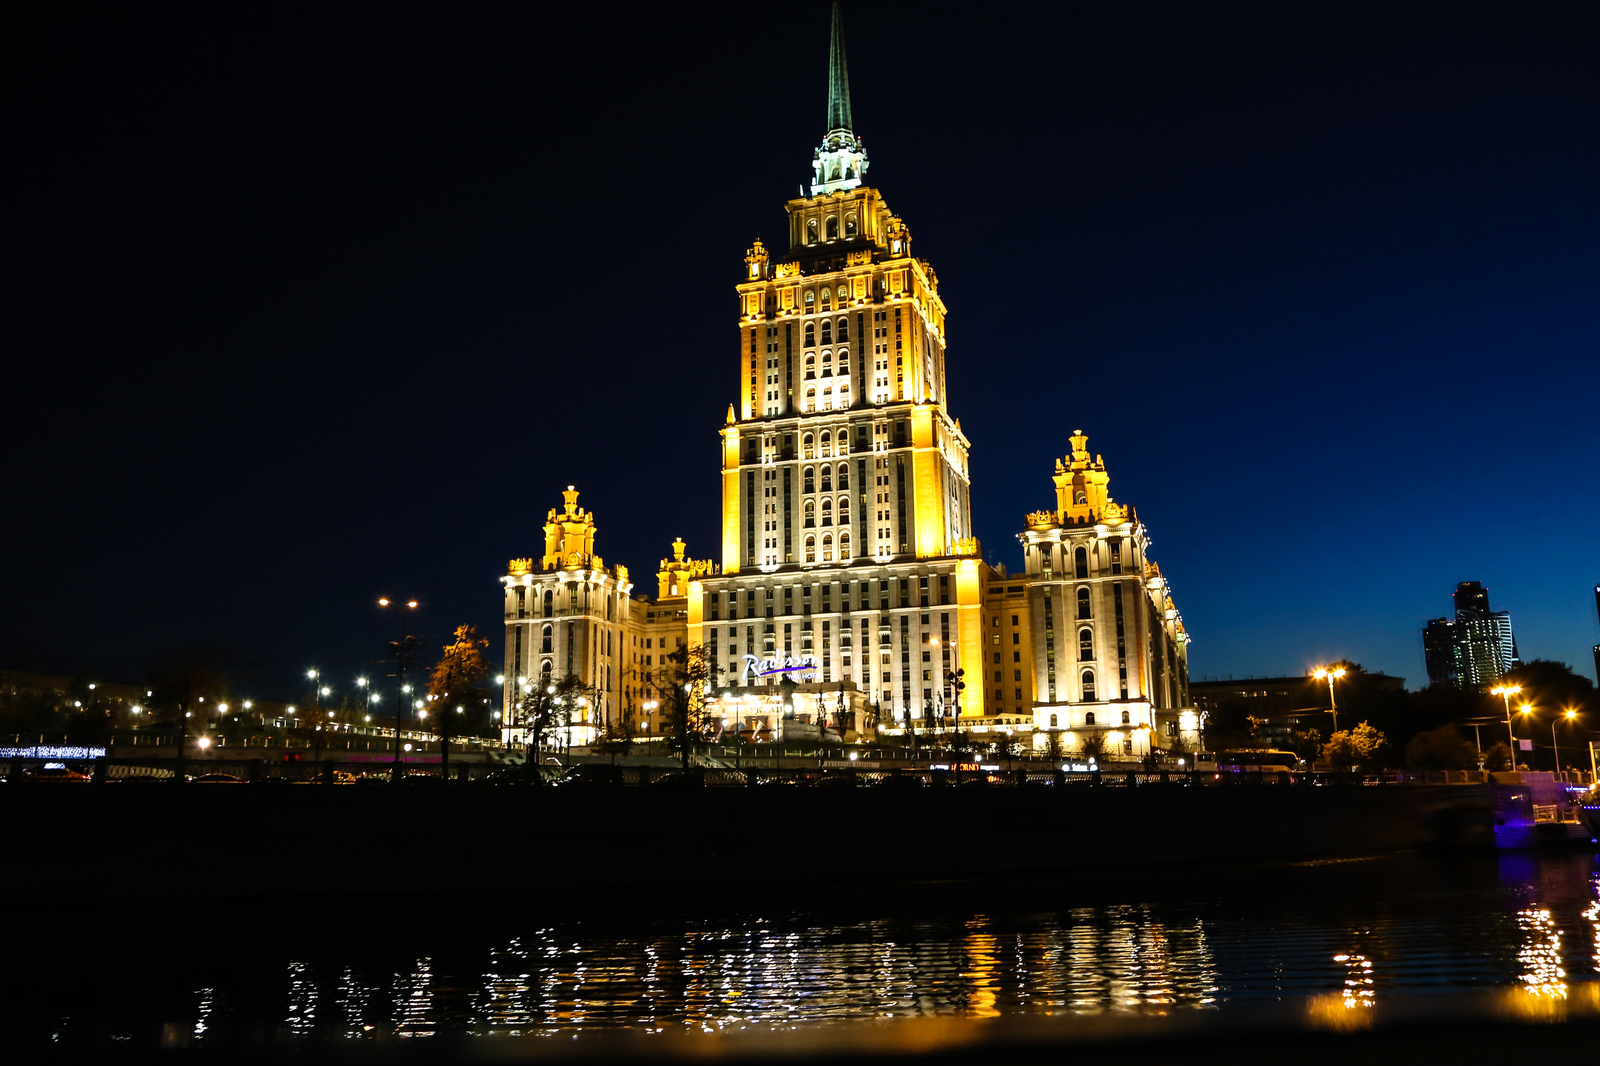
1515, 908, 1566, 1000
233, 865, 1600, 1043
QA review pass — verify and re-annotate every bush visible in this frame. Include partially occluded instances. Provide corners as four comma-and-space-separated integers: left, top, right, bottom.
1403, 725, 1479, 770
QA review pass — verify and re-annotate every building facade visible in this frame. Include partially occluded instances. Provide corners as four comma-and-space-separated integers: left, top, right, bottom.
500, 6, 1196, 756
1423, 580, 1519, 689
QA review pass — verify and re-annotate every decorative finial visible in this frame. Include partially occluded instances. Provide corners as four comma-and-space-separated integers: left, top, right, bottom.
809, 2, 868, 196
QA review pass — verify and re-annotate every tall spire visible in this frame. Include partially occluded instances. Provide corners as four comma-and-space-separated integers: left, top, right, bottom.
826, 1, 853, 133
809, 2, 868, 197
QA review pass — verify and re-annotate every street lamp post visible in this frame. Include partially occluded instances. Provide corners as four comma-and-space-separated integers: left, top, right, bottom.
1490, 684, 1523, 766
378, 597, 420, 782
1552, 709, 1577, 776
1312, 666, 1346, 734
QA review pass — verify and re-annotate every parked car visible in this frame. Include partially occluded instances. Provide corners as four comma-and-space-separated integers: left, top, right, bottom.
649, 770, 704, 789
554, 765, 626, 788
25, 766, 90, 784
191, 773, 244, 784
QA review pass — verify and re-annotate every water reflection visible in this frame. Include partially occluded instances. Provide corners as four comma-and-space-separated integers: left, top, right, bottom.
15, 852, 1600, 1048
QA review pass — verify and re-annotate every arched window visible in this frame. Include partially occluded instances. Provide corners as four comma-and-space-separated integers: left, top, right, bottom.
1082, 671, 1097, 701
1075, 490, 1087, 505
837, 463, 849, 489
1077, 587, 1092, 619
826, 215, 839, 239
821, 320, 832, 345
803, 433, 814, 459
837, 496, 849, 523
821, 349, 832, 375
838, 383, 850, 406
805, 388, 816, 412
541, 624, 553, 653
805, 535, 816, 563
822, 386, 833, 410
803, 466, 815, 493
804, 322, 815, 347
838, 317, 849, 342
1120, 709, 1131, 725
820, 466, 832, 492
819, 431, 831, 456
1074, 546, 1089, 578
836, 347, 848, 374
1049, 713, 1058, 728
845, 213, 857, 235
807, 220, 818, 245
804, 500, 816, 527
822, 534, 834, 561
804, 288, 815, 306
837, 286, 847, 300
1079, 627, 1094, 662
839, 532, 851, 560
820, 289, 831, 310
1084, 711, 1096, 726
821, 499, 833, 525
542, 590, 553, 617
804, 353, 815, 378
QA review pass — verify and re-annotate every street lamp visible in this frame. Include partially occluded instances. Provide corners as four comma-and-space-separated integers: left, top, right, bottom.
379, 596, 421, 781
1552, 708, 1577, 775
1312, 666, 1347, 734
1490, 684, 1523, 754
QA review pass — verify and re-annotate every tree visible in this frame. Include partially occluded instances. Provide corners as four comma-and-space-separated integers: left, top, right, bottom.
1042, 729, 1065, 760
1287, 728, 1324, 766
592, 707, 637, 764
427, 624, 493, 780
660, 643, 715, 769
1319, 721, 1387, 770
514, 673, 588, 780
1078, 730, 1108, 762
1202, 699, 1255, 751
1403, 725, 1480, 770
1482, 741, 1513, 772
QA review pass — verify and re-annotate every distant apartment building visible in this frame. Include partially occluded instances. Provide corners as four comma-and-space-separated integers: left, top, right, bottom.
1188, 673, 1405, 745
1423, 581, 1519, 689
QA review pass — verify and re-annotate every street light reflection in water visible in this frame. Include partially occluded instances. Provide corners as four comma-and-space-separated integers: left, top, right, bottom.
16, 851, 1599, 1048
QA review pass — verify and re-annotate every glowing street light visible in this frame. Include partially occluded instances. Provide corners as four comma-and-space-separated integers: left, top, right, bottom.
379, 594, 421, 781
1551, 708, 1578, 775
1312, 666, 1347, 733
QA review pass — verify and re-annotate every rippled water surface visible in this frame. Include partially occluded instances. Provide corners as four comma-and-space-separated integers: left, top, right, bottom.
10, 850, 1597, 1047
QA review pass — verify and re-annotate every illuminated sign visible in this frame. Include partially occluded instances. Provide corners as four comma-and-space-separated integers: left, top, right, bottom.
739, 653, 818, 685
0, 745, 107, 759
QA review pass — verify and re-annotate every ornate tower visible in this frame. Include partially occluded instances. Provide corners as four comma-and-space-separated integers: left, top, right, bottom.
696, 2, 986, 728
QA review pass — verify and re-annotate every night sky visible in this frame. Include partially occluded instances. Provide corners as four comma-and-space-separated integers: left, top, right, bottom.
7, 2, 1597, 703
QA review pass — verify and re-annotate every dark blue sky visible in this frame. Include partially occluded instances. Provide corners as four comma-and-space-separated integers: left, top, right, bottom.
7, 1, 1597, 700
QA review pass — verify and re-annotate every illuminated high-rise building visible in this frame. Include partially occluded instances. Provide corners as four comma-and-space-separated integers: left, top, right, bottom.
499, 4, 1195, 754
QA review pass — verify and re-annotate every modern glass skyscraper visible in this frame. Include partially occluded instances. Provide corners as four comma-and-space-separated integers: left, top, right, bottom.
1422, 581, 1518, 689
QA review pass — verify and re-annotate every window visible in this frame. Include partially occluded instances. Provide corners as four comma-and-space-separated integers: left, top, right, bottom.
803, 434, 814, 459
543, 590, 553, 617
1012, 633, 1019, 645
1085, 711, 1096, 725
807, 222, 817, 245
1079, 627, 1094, 662
805, 387, 816, 412
822, 534, 833, 562
839, 532, 851, 560
826, 215, 839, 239
820, 467, 831, 492
821, 320, 833, 345
1120, 709, 1131, 725
804, 500, 815, 527
805, 288, 815, 305
819, 430, 831, 457
803, 466, 815, 493
805, 536, 816, 563
1075, 546, 1089, 578
1082, 671, 1097, 701
541, 659, 553, 678
838, 317, 849, 342
837, 496, 849, 523
821, 499, 832, 525
541, 624, 552, 653
1049, 713, 1058, 729
804, 353, 815, 377
837, 463, 849, 489
845, 213, 857, 235
1077, 587, 1092, 619
804, 322, 816, 347
820, 289, 831, 311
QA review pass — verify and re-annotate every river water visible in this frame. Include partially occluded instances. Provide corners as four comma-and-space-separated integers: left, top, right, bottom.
9, 850, 1597, 1050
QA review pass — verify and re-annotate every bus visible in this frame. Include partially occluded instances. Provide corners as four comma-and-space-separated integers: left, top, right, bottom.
1216, 750, 1301, 774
